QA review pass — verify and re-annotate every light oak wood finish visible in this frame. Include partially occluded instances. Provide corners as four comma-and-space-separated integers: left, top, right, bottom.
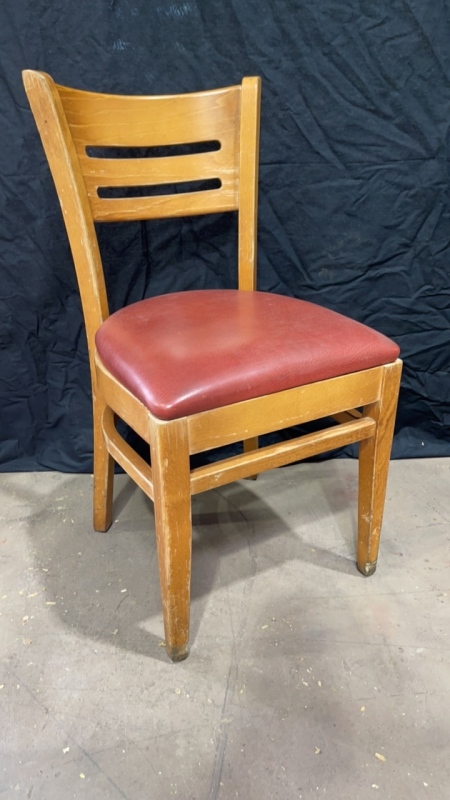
23, 70, 402, 661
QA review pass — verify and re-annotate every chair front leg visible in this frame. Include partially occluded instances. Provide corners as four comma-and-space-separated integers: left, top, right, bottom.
357, 360, 402, 576
93, 392, 114, 532
150, 416, 192, 662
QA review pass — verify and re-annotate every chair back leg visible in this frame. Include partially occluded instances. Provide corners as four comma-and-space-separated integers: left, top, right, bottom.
93, 396, 114, 532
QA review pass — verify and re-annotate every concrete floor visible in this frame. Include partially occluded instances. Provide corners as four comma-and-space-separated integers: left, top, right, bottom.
1, 458, 449, 800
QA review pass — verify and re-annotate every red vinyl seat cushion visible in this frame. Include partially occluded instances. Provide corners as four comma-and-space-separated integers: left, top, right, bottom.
95, 290, 400, 421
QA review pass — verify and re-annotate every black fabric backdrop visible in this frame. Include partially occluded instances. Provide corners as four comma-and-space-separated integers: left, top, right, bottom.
1, 0, 449, 472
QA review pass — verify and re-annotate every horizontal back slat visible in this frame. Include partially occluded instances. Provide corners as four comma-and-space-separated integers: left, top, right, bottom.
58, 86, 240, 146
81, 151, 231, 188
92, 188, 238, 222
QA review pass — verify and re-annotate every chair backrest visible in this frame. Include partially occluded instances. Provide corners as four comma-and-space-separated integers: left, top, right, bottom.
22, 70, 261, 372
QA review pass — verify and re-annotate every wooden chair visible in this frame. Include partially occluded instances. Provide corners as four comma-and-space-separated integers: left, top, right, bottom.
23, 70, 402, 661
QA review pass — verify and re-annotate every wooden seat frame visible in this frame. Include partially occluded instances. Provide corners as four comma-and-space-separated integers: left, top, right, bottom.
23, 70, 402, 661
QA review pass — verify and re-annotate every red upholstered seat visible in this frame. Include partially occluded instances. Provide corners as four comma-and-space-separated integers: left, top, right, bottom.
96, 289, 400, 420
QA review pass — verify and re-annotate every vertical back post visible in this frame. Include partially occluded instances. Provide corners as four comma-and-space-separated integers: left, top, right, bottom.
238, 77, 261, 291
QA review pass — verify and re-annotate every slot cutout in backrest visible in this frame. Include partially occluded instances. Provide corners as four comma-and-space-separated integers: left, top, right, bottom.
86, 141, 221, 159
98, 178, 222, 198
